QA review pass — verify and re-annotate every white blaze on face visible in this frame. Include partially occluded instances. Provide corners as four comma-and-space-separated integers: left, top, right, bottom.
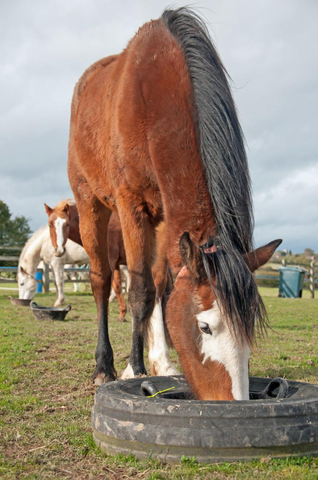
54, 217, 66, 254
196, 303, 250, 400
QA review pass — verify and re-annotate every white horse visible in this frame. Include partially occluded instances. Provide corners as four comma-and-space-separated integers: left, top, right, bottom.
18, 226, 89, 306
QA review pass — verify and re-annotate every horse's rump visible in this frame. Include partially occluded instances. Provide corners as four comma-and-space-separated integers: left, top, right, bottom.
71, 55, 119, 121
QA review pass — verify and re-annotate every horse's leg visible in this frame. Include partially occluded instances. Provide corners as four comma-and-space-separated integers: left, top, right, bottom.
51, 261, 65, 307
109, 284, 116, 302
147, 224, 178, 376
75, 195, 114, 384
117, 198, 156, 379
112, 267, 127, 322
147, 299, 178, 376
73, 265, 80, 292
121, 265, 130, 293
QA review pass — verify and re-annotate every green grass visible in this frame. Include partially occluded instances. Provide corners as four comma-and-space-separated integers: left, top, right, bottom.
1, 287, 318, 479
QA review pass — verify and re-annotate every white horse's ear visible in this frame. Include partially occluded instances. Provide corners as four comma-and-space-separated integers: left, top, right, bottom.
244, 239, 282, 272
20, 266, 26, 274
44, 203, 53, 215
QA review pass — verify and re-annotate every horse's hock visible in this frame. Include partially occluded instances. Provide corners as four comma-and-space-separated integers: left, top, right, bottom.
92, 376, 318, 463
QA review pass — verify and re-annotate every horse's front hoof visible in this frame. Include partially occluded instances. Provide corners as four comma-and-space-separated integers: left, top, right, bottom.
150, 363, 179, 377
93, 369, 117, 386
121, 363, 147, 380
54, 300, 64, 307
117, 316, 127, 323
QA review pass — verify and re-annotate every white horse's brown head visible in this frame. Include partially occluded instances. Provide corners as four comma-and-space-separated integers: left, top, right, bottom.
44, 202, 70, 257
166, 233, 282, 401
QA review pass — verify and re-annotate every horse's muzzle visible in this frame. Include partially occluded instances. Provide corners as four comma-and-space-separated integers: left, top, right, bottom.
55, 248, 65, 257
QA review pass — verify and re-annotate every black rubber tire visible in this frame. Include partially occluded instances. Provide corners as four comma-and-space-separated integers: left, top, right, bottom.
92, 375, 318, 463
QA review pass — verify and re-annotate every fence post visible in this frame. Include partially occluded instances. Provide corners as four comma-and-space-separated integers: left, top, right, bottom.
43, 263, 50, 293
309, 257, 315, 299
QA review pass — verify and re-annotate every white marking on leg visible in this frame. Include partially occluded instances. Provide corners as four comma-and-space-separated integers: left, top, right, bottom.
196, 304, 249, 400
121, 266, 130, 292
51, 263, 65, 307
121, 363, 134, 380
109, 287, 116, 302
148, 300, 179, 376
54, 217, 66, 255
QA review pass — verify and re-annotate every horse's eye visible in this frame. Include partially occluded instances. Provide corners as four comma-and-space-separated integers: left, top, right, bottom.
66, 224, 70, 227
48, 224, 52, 228
198, 322, 212, 335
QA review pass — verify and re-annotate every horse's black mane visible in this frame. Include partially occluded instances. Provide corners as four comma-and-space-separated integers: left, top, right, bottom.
162, 8, 267, 344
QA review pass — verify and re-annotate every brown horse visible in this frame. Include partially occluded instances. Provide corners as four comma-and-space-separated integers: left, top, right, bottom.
67, 8, 281, 399
44, 200, 128, 321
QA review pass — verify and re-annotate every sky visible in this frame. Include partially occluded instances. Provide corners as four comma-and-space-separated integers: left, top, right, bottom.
0, 0, 317, 253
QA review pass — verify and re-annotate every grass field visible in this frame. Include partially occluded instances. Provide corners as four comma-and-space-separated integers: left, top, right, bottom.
1, 286, 318, 479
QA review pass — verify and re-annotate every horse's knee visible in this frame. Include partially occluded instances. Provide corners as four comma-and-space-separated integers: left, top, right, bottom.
128, 281, 156, 324
90, 269, 112, 297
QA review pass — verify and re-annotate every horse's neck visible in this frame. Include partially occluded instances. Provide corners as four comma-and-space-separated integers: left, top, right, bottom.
19, 231, 45, 274
40, 229, 58, 263
69, 204, 82, 246
163, 192, 215, 272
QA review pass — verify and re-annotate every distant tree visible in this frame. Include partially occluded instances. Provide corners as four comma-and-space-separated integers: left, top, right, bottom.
0, 201, 11, 245
304, 248, 315, 257
0, 200, 32, 247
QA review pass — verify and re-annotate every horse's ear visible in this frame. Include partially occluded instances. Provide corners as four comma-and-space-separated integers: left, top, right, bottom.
179, 232, 205, 280
244, 239, 283, 272
62, 204, 70, 214
20, 266, 26, 274
44, 203, 53, 216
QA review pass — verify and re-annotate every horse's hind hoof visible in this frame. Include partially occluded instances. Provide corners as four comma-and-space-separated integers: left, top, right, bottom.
93, 371, 117, 386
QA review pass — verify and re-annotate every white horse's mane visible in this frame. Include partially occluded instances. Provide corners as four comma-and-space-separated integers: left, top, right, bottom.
19, 226, 48, 267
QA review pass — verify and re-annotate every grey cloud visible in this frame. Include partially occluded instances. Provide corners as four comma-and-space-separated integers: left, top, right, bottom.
0, 0, 317, 251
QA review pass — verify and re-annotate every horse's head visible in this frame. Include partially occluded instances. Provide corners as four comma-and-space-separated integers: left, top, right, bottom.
166, 233, 282, 401
18, 266, 37, 299
44, 203, 70, 257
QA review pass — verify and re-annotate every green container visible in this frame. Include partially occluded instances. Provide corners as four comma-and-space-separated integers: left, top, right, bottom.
278, 266, 308, 298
